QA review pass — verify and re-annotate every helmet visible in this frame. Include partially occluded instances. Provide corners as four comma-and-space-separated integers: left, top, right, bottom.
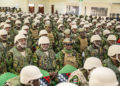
84, 57, 102, 70
39, 30, 48, 36
64, 29, 70, 35
116, 25, 120, 29
91, 35, 101, 43
24, 19, 29, 24
15, 20, 21, 24
79, 28, 86, 32
92, 19, 97, 22
103, 30, 111, 35
20, 65, 43, 84
6, 19, 11, 23
56, 82, 78, 86
67, 19, 71, 22
83, 24, 89, 28
58, 24, 64, 29
22, 25, 29, 30
4, 24, 11, 29
107, 35, 117, 41
71, 25, 77, 30
80, 22, 84, 25
38, 36, 50, 45
107, 23, 112, 27
18, 30, 27, 35
0, 22, 5, 27
89, 67, 118, 86
14, 34, 26, 44
63, 38, 73, 43
96, 23, 101, 27
0, 29, 8, 36
45, 21, 50, 25
108, 45, 120, 57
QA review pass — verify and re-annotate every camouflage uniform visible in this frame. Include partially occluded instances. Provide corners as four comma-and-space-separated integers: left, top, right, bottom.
56, 48, 82, 70
68, 68, 89, 86
33, 48, 56, 72
104, 58, 120, 86
85, 45, 104, 60
6, 47, 32, 74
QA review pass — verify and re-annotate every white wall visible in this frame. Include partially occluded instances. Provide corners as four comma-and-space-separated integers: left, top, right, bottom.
111, 3, 120, 13
0, 0, 28, 12
82, 2, 111, 16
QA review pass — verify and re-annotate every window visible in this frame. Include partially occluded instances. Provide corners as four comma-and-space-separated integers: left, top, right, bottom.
91, 7, 108, 16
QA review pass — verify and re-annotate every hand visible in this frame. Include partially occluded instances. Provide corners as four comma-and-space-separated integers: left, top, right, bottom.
49, 72, 58, 79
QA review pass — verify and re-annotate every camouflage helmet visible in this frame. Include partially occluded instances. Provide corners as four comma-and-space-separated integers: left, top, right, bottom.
4, 24, 11, 29
39, 30, 48, 36
108, 45, 120, 57
20, 65, 43, 84
107, 35, 117, 41
84, 57, 102, 70
89, 67, 118, 86
14, 34, 26, 44
71, 25, 77, 30
15, 20, 21, 24
18, 30, 27, 35
38, 36, 50, 45
63, 38, 73, 44
90, 35, 101, 43
64, 29, 70, 35
103, 30, 111, 36
0, 29, 8, 36
79, 28, 86, 32
22, 25, 29, 30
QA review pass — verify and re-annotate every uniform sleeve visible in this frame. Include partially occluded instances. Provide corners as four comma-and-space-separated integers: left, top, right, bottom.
6, 52, 15, 73
56, 51, 64, 70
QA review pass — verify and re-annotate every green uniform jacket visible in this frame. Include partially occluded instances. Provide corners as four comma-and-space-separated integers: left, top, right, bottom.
104, 58, 120, 86
6, 47, 32, 74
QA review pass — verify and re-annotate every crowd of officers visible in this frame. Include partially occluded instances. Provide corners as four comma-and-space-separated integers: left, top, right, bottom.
0, 11, 119, 86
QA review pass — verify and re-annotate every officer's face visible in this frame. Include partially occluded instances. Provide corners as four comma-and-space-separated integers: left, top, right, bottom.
65, 34, 70, 38
60, 26, 64, 31
19, 38, 27, 46
41, 44, 49, 50
5, 27, 10, 32
17, 24, 21, 27
1, 35, 7, 41
108, 40, 116, 45
72, 29, 77, 33
104, 34, 109, 38
94, 40, 101, 47
80, 31, 86, 38
65, 43, 73, 50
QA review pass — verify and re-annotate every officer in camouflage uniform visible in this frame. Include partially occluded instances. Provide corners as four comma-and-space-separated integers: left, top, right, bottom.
6, 34, 32, 74
104, 45, 120, 86
77, 28, 88, 53
102, 29, 111, 45
0, 29, 10, 74
85, 35, 104, 60
12, 20, 22, 36
103, 35, 117, 59
45, 21, 55, 49
33, 36, 56, 73
56, 38, 81, 69
4, 65, 43, 86
71, 25, 79, 39
68, 57, 102, 86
